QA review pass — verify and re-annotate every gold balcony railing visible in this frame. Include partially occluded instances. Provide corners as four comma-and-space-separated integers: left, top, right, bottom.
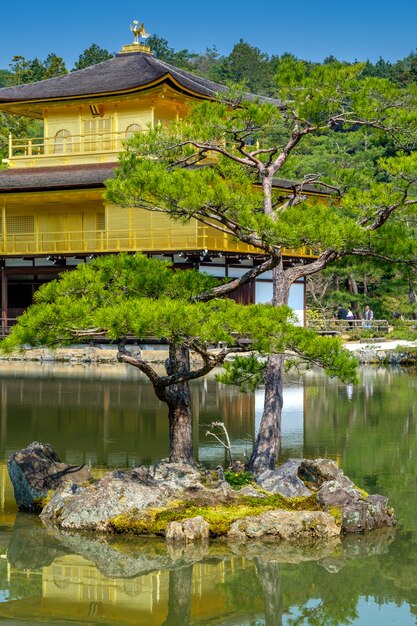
7, 132, 258, 161
8, 130, 134, 159
0, 226, 316, 258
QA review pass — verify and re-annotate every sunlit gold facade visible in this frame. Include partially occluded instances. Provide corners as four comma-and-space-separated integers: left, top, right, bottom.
6, 82, 189, 168
0, 38, 312, 325
0, 61, 317, 260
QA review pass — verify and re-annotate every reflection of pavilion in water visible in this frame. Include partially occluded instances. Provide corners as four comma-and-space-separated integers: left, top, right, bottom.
2, 553, 259, 625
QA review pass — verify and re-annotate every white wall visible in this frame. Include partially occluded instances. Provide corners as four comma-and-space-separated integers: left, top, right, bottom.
198, 263, 305, 325
255, 279, 305, 325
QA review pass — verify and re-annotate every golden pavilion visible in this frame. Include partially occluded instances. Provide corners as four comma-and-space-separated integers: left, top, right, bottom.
0, 23, 315, 329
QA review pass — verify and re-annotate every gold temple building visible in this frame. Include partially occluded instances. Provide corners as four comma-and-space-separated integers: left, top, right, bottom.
0, 24, 316, 330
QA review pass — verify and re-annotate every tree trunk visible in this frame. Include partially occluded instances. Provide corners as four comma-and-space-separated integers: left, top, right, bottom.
165, 344, 195, 465
347, 273, 361, 319
248, 262, 289, 475
248, 354, 284, 474
254, 558, 283, 626
162, 565, 193, 626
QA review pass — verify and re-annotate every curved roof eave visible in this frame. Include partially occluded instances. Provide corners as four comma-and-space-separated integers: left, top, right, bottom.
0, 52, 282, 108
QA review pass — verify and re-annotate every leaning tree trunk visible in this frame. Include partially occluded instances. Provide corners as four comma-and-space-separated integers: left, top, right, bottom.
248, 354, 284, 475
248, 263, 289, 475
165, 343, 195, 465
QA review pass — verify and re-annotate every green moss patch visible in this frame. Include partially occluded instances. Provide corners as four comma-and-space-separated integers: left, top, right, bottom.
328, 506, 342, 526
109, 492, 319, 537
224, 470, 254, 488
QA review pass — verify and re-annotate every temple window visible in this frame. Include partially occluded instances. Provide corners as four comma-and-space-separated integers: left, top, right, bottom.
83, 117, 112, 151
54, 129, 72, 154
96, 213, 105, 231
6, 215, 35, 235
125, 123, 142, 139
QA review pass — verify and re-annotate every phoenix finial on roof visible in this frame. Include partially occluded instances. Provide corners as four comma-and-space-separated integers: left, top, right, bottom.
130, 20, 150, 44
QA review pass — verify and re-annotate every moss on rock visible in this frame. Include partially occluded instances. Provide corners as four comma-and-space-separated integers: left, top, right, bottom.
109, 491, 320, 537
328, 506, 342, 526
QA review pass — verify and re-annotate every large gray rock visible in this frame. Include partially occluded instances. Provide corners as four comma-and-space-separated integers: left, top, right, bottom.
298, 458, 354, 489
316, 480, 397, 533
8, 441, 91, 511
256, 457, 353, 498
316, 479, 363, 508
40, 465, 233, 533
256, 459, 313, 497
257, 457, 397, 535
41, 469, 180, 531
134, 460, 205, 489
227, 510, 340, 542
166, 516, 210, 542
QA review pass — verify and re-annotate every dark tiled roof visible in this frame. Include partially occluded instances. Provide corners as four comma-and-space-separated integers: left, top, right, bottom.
0, 163, 117, 192
0, 164, 330, 196
0, 52, 280, 106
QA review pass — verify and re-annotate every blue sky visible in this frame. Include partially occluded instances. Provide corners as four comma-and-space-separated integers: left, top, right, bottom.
2, 0, 417, 69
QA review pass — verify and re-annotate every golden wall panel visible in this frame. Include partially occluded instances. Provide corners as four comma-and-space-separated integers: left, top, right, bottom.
0, 191, 314, 257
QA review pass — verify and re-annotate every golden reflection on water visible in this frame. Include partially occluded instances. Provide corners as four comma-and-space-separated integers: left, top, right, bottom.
0, 362, 257, 624
3, 556, 245, 625
0, 521, 256, 626
0, 364, 415, 624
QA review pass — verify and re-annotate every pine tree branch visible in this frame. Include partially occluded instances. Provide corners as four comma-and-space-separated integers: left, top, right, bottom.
285, 248, 342, 282
196, 255, 282, 302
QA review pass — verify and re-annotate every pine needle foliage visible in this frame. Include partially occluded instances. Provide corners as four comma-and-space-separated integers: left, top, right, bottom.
1, 253, 357, 384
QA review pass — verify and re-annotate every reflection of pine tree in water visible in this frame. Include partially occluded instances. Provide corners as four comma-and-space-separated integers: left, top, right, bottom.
254, 558, 282, 626
162, 565, 193, 626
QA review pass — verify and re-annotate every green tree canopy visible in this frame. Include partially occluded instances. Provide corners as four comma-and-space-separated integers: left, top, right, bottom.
146, 34, 197, 71
73, 44, 114, 71
8, 53, 67, 85
209, 39, 275, 95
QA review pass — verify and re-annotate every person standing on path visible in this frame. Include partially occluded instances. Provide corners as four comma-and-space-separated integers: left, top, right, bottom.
364, 305, 374, 328
337, 305, 348, 320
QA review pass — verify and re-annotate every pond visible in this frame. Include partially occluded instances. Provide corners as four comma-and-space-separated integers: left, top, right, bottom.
0, 362, 415, 625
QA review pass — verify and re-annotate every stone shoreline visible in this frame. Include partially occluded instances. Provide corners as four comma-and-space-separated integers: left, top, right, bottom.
344, 339, 417, 364
1, 339, 416, 365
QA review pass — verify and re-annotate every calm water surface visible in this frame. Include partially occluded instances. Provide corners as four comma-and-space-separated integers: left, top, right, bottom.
0, 362, 415, 625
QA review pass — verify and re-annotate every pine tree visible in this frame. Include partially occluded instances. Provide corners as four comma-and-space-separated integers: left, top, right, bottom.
106, 61, 417, 473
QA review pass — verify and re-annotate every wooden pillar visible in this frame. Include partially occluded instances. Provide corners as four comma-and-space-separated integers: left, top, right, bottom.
1, 269, 7, 335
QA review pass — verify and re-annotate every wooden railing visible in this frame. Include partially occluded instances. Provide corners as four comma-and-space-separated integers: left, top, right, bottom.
307, 318, 390, 334
0, 319, 18, 337
8, 130, 135, 159
8, 132, 253, 160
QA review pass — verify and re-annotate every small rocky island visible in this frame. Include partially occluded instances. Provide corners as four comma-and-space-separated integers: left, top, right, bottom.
8, 442, 396, 542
